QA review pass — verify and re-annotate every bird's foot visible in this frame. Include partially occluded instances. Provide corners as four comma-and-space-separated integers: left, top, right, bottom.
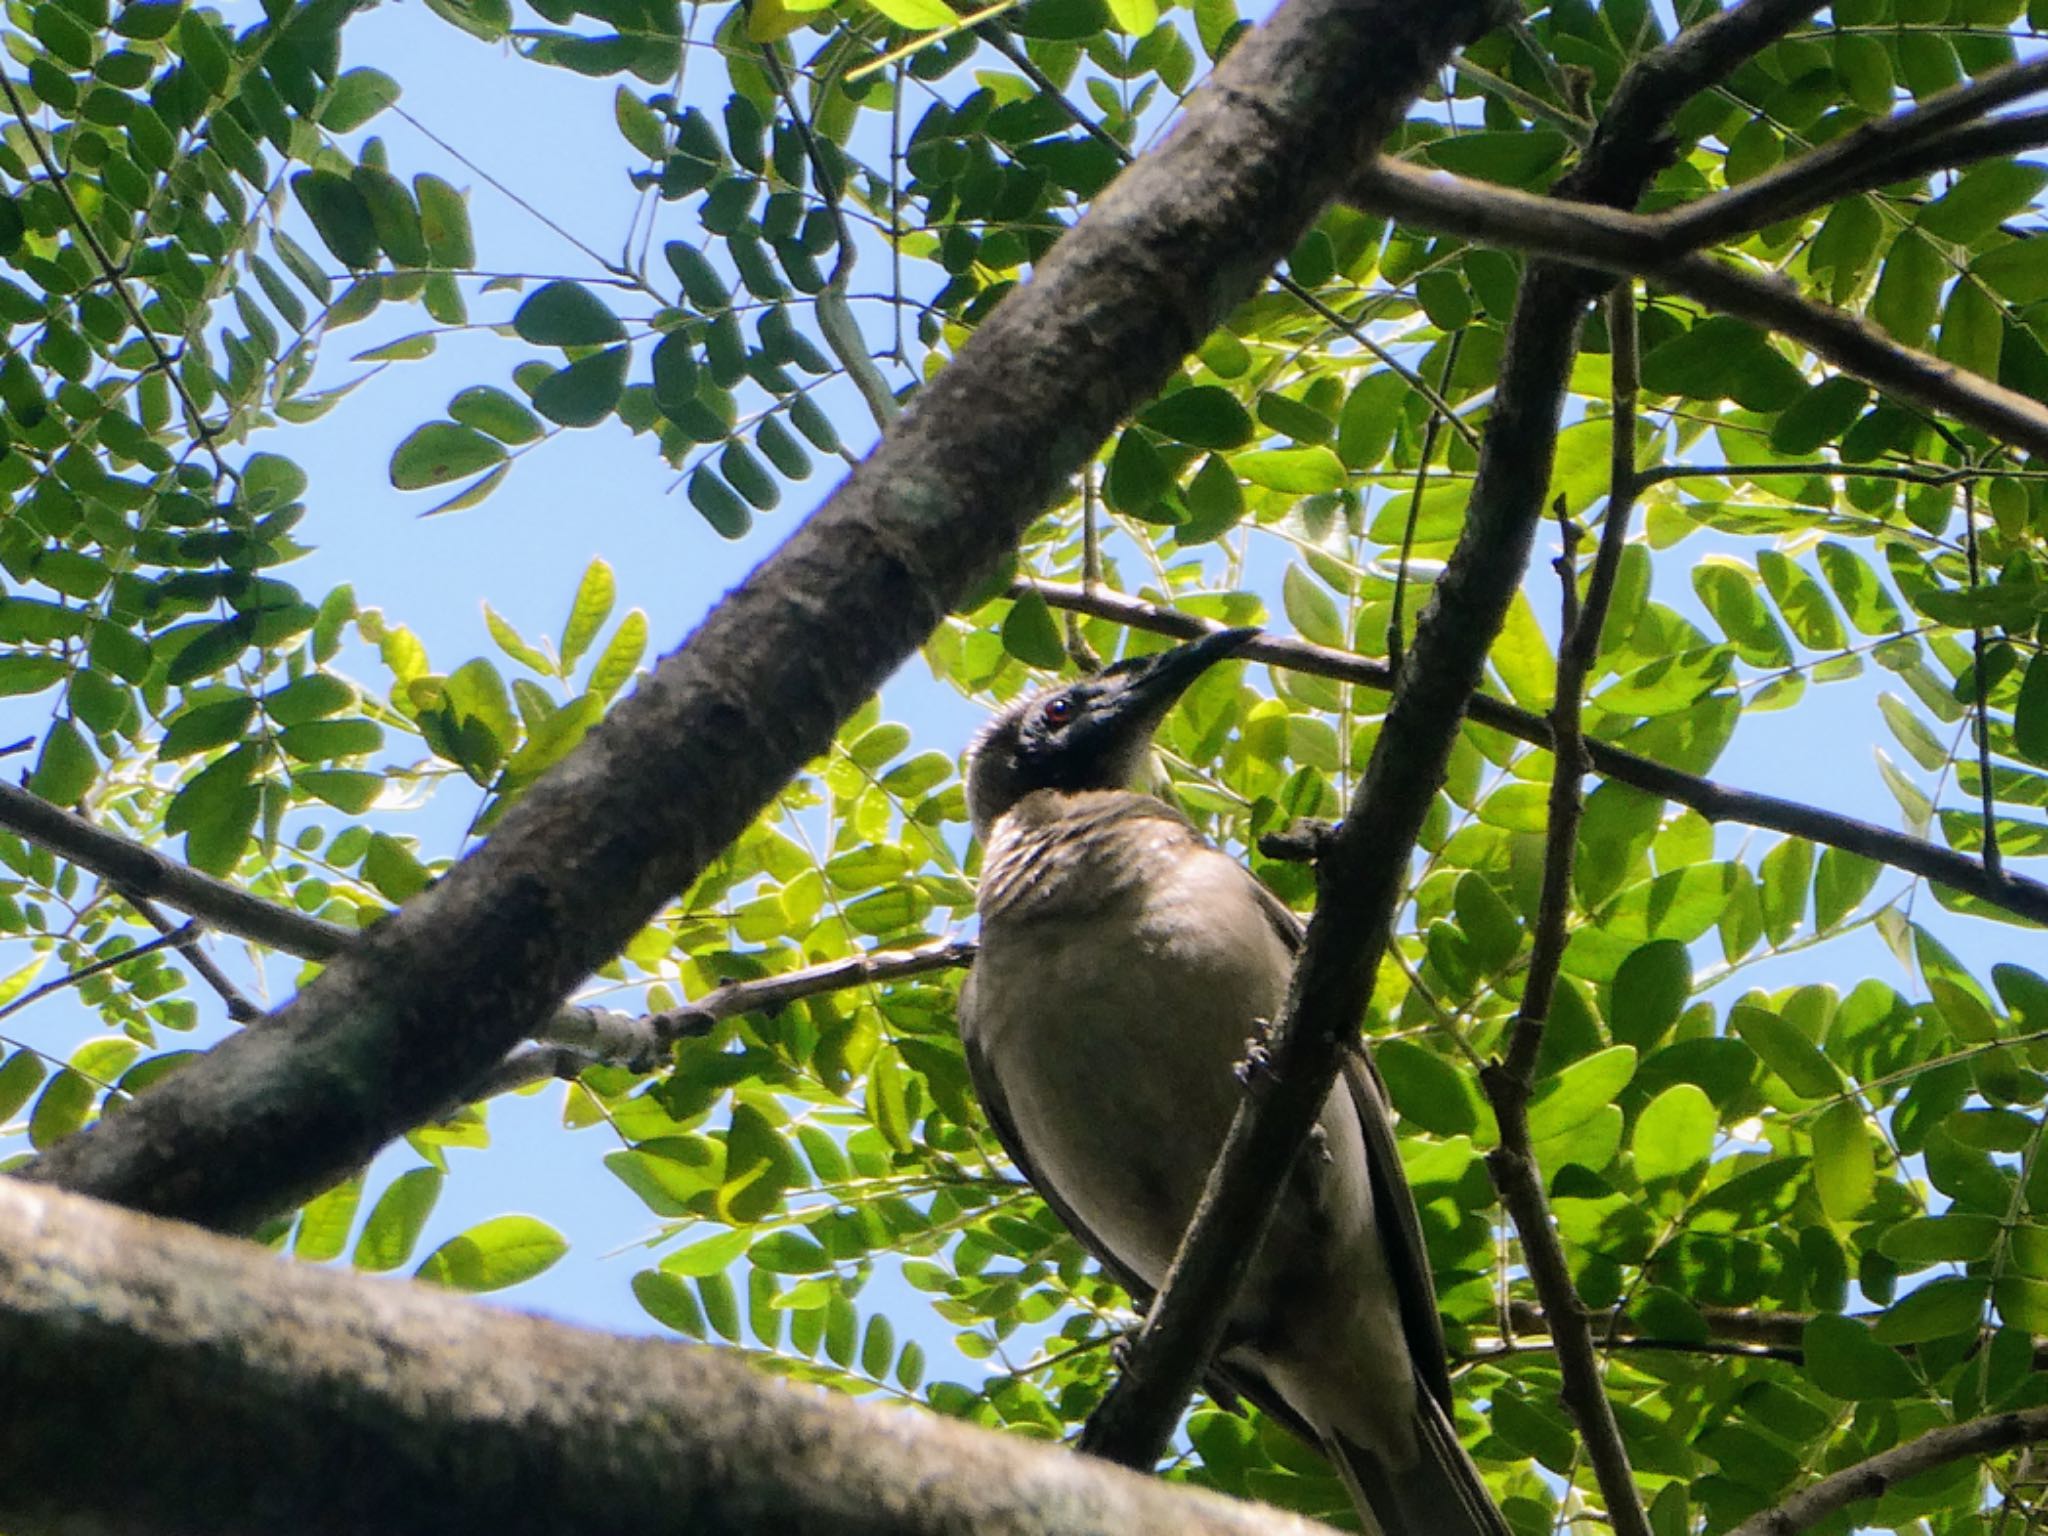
1234, 1017, 1279, 1093
1306, 1123, 1331, 1164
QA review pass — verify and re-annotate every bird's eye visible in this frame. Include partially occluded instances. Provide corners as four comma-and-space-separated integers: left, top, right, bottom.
1043, 696, 1075, 726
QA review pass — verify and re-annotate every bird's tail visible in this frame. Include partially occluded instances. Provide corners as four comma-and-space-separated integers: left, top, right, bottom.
1326, 1391, 1509, 1536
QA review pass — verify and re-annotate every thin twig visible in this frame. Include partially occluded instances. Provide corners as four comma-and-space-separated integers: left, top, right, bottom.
116, 887, 264, 1023
0, 782, 355, 960
1387, 332, 1463, 672
1962, 480, 2005, 881
760, 45, 900, 431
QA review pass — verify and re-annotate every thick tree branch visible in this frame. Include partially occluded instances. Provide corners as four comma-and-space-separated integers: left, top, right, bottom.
0, 1180, 1335, 1536
18, 0, 1495, 1232
1728, 1406, 2048, 1536
1029, 582, 2048, 926
1078, 0, 1825, 1481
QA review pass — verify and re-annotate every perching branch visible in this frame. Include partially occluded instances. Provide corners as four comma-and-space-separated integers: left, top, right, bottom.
1728, 1406, 2048, 1536
1027, 581, 2048, 926
0, 1179, 1337, 1536
1477, 284, 1648, 1536
1077, 0, 1827, 1482
20, 0, 1497, 1234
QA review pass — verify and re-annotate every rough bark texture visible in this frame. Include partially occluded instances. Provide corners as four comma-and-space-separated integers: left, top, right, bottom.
0, 1182, 1332, 1536
19, 0, 1494, 1231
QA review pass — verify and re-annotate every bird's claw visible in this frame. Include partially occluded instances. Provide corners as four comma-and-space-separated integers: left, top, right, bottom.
1234, 1018, 1279, 1093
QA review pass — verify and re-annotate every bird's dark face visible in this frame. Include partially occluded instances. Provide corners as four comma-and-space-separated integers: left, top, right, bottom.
965, 627, 1258, 837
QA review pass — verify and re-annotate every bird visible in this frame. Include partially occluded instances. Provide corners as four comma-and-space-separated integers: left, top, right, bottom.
958, 626, 1507, 1536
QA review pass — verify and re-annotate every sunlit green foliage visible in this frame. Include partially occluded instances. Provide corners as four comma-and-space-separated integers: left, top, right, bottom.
5, 0, 2048, 1528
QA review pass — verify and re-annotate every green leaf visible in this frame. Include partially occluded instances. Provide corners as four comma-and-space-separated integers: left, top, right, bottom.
1693, 562, 1791, 666
561, 560, 616, 671
390, 421, 507, 491
1811, 1100, 1875, 1220
352, 1167, 443, 1271
322, 67, 401, 131
294, 1178, 365, 1261
291, 171, 380, 270
1233, 446, 1345, 494
1634, 1084, 1715, 1182
1974, 238, 2048, 305
1002, 592, 1065, 669
688, 466, 752, 539
1919, 162, 2048, 243
1872, 229, 1942, 349
1610, 939, 1691, 1049
861, 0, 956, 26
514, 281, 626, 347
1732, 1003, 1839, 1100
414, 174, 476, 266
1528, 1045, 1637, 1141
1755, 551, 1844, 651
1879, 1213, 2000, 1266
1375, 1038, 1483, 1138
416, 1215, 568, 1292
1281, 564, 1343, 648
587, 610, 647, 700
532, 346, 630, 427
1803, 1313, 1921, 1399
1873, 1275, 1986, 1345
1140, 386, 1253, 449
720, 1101, 802, 1222
2014, 651, 2048, 764
1769, 376, 1868, 455
449, 385, 543, 445
160, 697, 256, 759
31, 719, 96, 806
29, 1069, 94, 1148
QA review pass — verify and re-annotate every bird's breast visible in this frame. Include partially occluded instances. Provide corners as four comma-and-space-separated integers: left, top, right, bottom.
970, 808, 1295, 1285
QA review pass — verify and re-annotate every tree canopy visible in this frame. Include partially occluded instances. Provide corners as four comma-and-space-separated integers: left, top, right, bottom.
5, 0, 2048, 1530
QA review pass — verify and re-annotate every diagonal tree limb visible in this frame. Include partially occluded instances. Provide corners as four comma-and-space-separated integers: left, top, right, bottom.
0, 781, 355, 961
17, 0, 1498, 1233
1076, 0, 1829, 1497
0, 1179, 1338, 1536
1349, 160, 2048, 457
1479, 285, 1647, 1535
1728, 1405, 2048, 1536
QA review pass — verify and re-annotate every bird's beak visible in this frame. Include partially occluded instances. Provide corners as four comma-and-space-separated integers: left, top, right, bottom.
1109, 626, 1260, 721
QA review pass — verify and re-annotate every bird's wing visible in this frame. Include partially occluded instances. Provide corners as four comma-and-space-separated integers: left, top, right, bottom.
1239, 866, 1457, 1416
958, 967, 1160, 1307
958, 962, 1317, 1440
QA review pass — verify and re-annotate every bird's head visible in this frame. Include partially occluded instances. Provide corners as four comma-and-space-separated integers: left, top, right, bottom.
964, 627, 1258, 839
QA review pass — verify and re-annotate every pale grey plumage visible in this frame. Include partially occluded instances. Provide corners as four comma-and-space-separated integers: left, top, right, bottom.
959, 630, 1506, 1536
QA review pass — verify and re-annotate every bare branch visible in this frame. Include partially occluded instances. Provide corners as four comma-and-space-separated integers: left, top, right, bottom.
1730, 1406, 2048, 1536
21, 0, 1496, 1234
0, 1180, 1339, 1536
0, 782, 355, 961
1479, 286, 1648, 1536
1656, 54, 2048, 249
1349, 159, 2048, 458
1027, 581, 2048, 926
117, 889, 264, 1024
